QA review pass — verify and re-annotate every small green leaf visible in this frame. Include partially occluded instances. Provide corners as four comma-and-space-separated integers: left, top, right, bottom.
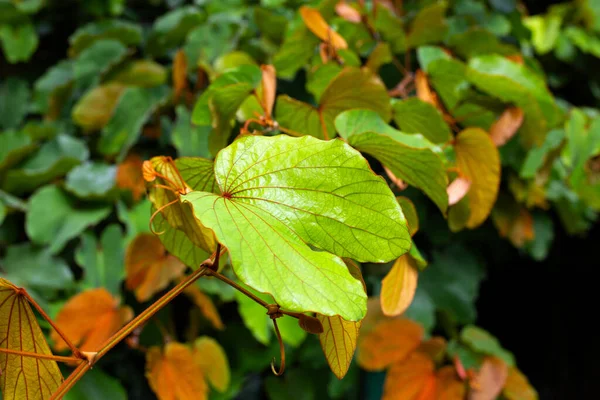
146, 6, 205, 56
417, 46, 451, 71
0, 21, 38, 63
392, 98, 452, 144
373, 5, 406, 53
427, 58, 470, 110
306, 63, 342, 103
273, 23, 320, 79
0, 130, 36, 172
460, 325, 515, 366
68, 20, 142, 56
26, 185, 111, 254
65, 162, 117, 199
73, 39, 127, 90
0, 78, 30, 129
406, 2, 448, 48
33, 60, 74, 113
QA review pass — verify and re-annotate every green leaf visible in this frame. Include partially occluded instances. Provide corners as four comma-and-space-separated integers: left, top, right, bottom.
68, 20, 142, 56
98, 85, 169, 160
406, 2, 448, 48
3, 134, 89, 194
524, 212, 554, 261
372, 5, 406, 53
64, 368, 127, 400
184, 19, 238, 65
182, 135, 408, 319
365, 42, 392, 73
0, 130, 36, 172
306, 63, 342, 103
72, 83, 127, 131
0, 21, 38, 63
520, 129, 564, 179
402, 286, 436, 332
214, 51, 258, 74
392, 98, 452, 144
417, 46, 451, 71
110, 60, 168, 88
75, 225, 125, 296
460, 325, 515, 366
336, 109, 448, 212
146, 6, 205, 56
73, 39, 127, 90
564, 26, 600, 58
427, 58, 469, 111
273, 23, 320, 79
26, 185, 111, 254
524, 13, 563, 55
448, 28, 517, 59
65, 162, 117, 199
171, 106, 210, 158
33, 60, 74, 113
0, 78, 30, 129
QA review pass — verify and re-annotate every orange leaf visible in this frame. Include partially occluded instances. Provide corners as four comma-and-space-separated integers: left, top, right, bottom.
300, 6, 348, 50
437, 366, 467, 400
417, 337, 447, 362
382, 352, 436, 400
317, 314, 361, 379
335, 2, 362, 23
125, 233, 186, 302
116, 154, 146, 201
183, 285, 225, 330
192, 336, 230, 393
447, 176, 472, 206
469, 357, 509, 400
0, 279, 63, 398
489, 107, 524, 147
146, 342, 207, 400
51, 288, 133, 352
503, 366, 538, 400
259, 65, 276, 118
415, 70, 439, 107
357, 318, 423, 370
381, 254, 418, 317
173, 50, 189, 101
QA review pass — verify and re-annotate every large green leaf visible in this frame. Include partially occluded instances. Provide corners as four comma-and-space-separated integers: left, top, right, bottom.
73, 39, 127, 90
26, 185, 111, 254
336, 110, 448, 212
0, 21, 38, 63
392, 98, 452, 144
182, 135, 409, 320
146, 6, 205, 56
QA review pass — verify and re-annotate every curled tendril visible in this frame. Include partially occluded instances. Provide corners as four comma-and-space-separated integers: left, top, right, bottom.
270, 318, 286, 376
148, 197, 179, 235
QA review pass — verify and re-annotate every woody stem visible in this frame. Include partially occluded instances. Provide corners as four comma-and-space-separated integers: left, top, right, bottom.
0, 348, 82, 364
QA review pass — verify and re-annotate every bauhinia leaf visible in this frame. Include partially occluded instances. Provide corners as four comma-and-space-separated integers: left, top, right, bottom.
357, 318, 424, 370
317, 314, 361, 379
146, 342, 208, 400
51, 288, 133, 352
0, 278, 64, 399
300, 6, 348, 50
453, 128, 501, 228
192, 336, 231, 393
381, 254, 419, 317
125, 233, 186, 302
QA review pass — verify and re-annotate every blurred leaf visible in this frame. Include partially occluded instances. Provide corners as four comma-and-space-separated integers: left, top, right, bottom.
235, 287, 270, 345
397, 196, 419, 236
266, 369, 316, 400
65, 162, 116, 199
0, 130, 36, 172
51, 288, 133, 352
317, 314, 360, 379
381, 254, 419, 317
73, 39, 127, 90
72, 83, 127, 131
565, 26, 600, 58
98, 85, 169, 160
524, 12, 563, 55
111, 60, 167, 87
214, 51, 258, 74
381, 352, 436, 400
524, 212, 554, 261
0, 278, 64, 398
3, 134, 89, 194
26, 185, 111, 254
520, 129, 564, 178
427, 58, 470, 110
193, 336, 231, 393
173, 50, 188, 100
183, 285, 224, 330
171, 106, 210, 158
503, 366, 539, 400
116, 153, 145, 201
490, 107, 524, 147
0, 21, 38, 63
64, 368, 126, 400
365, 42, 392, 73
407, 2, 448, 48
147, 6, 205, 56
372, 6, 406, 53
125, 233, 185, 302
300, 6, 347, 49
461, 325, 515, 366
392, 98, 452, 144
146, 342, 208, 400
0, 78, 29, 129
33, 60, 74, 113
468, 357, 508, 400
68, 20, 142, 56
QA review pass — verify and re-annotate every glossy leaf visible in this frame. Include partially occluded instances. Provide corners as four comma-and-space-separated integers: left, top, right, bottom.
454, 128, 501, 228
381, 254, 419, 317
393, 98, 452, 144
182, 135, 409, 319
317, 314, 361, 379
193, 336, 231, 393
0, 278, 64, 399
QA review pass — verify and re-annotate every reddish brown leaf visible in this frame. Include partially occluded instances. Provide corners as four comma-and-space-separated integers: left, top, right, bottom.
384, 166, 408, 190
125, 233, 186, 302
469, 357, 509, 400
415, 70, 439, 107
447, 176, 472, 206
382, 352, 436, 400
417, 337, 447, 362
490, 107, 524, 147
173, 50, 189, 101
300, 6, 348, 50
116, 154, 146, 201
437, 366, 467, 400
298, 314, 324, 334
51, 288, 133, 352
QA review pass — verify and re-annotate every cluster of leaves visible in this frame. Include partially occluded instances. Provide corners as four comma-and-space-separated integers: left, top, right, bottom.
2, 0, 600, 399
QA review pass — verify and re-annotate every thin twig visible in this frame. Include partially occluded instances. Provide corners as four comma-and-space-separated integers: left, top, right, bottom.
0, 348, 82, 364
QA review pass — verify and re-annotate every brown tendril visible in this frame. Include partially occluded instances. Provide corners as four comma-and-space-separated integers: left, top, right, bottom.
270, 318, 286, 376
149, 198, 179, 235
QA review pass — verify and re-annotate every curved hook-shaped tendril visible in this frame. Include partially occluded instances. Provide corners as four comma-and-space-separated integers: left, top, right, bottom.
270, 318, 286, 376
148, 197, 179, 235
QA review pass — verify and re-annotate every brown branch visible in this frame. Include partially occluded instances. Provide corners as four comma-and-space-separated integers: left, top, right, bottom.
0, 348, 83, 364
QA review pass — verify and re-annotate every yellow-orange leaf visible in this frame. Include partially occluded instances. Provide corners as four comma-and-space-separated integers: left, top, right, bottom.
454, 128, 501, 228
357, 318, 423, 371
382, 352, 436, 400
447, 176, 472, 206
469, 357, 509, 400
335, 2, 362, 23
415, 70, 439, 107
437, 366, 467, 400
116, 154, 146, 201
259, 65, 276, 118
417, 337, 447, 362
51, 288, 133, 352
490, 107, 524, 147
146, 342, 207, 400
125, 233, 186, 302
503, 366, 538, 400
72, 83, 126, 131
183, 285, 224, 330
381, 255, 418, 317
192, 336, 230, 393
173, 50, 189, 101
300, 6, 348, 50
317, 314, 361, 379
0, 279, 63, 399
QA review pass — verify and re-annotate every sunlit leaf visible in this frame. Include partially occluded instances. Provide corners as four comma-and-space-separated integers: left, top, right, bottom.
503, 366, 539, 400
490, 107, 524, 146
300, 6, 347, 50
382, 352, 435, 400
397, 197, 419, 236
0, 278, 64, 399
146, 342, 208, 400
454, 128, 501, 228
468, 357, 508, 400
182, 135, 409, 320
357, 318, 424, 371
381, 254, 419, 317
317, 314, 361, 379
125, 233, 186, 302
193, 336, 230, 393
51, 288, 133, 352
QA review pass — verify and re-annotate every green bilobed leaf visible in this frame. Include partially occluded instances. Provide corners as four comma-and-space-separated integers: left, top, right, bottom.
73, 39, 127, 90
0, 22, 38, 63
275, 95, 333, 139
64, 368, 126, 400
406, 2, 448, 48
171, 106, 211, 158
65, 162, 117, 199
3, 134, 89, 194
110, 60, 168, 88
460, 325, 515, 366
182, 135, 409, 320
26, 185, 111, 254
0, 130, 36, 172
336, 110, 448, 212
392, 98, 452, 144
146, 6, 205, 56
68, 20, 142, 56
98, 86, 169, 160
0, 78, 30, 129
